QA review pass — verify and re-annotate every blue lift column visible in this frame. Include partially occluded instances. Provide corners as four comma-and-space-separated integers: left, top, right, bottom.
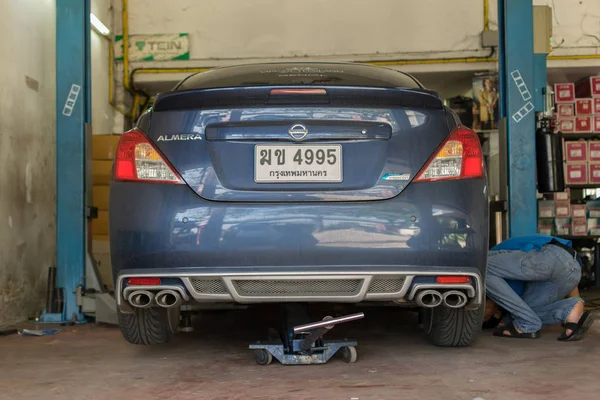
44, 0, 91, 322
498, 0, 538, 237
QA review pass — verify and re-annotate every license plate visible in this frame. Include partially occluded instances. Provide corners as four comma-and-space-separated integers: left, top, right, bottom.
255, 145, 342, 183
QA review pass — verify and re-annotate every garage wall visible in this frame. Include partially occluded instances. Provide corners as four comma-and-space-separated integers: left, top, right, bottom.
116, 0, 598, 60
0, 0, 57, 326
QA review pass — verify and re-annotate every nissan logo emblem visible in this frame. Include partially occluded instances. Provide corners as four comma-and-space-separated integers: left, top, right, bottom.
288, 124, 308, 140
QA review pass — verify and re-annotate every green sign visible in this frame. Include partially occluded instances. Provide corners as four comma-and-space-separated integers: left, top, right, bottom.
114, 33, 189, 61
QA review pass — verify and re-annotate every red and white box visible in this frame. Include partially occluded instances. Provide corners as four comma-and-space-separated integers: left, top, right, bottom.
565, 163, 588, 184
554, 189, 570, 201
576, 99, 594, 115
594, 115, 600, 133
555, 83, 576, 103
572, 204, 587, 219
565, 141, 588, 162
555, 202, 571, 217
575, 116, 593, 133
538, 219, 553, 235
575, 76, 600, 98
589, 141, 600, 161
558, 118, 575, 133
557, 103, 575, 117
590, 164, 600, 184
572, 218, 588, 236
594, 98, 600, 114
554, 218, 571, 236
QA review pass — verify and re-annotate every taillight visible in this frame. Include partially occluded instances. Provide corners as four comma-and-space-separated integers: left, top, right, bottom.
114, 129, 184, 184
414, 126, 484, 182
127, 277, 161, 286
436, 276, 471, 284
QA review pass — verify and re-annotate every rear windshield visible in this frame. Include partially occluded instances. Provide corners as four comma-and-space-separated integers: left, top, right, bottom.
176, 63, 422, 91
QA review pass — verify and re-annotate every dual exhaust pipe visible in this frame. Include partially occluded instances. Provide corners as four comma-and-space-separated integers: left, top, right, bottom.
128, 289, 182, 309
415, 290, 468, 309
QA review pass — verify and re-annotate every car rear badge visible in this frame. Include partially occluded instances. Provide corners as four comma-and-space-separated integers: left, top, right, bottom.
157, 134, 202, 142
382, 173, 411, 181
288, 124, 308, 140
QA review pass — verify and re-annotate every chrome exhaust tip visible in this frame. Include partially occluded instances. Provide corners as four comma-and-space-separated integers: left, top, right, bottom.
415, 290, 443, 308
155, 290, 182, 308
442, 290, 468, 308
128, 290, 154, 308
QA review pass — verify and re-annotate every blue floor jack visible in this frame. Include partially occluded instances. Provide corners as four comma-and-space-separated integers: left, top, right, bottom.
250, 306, 364, 365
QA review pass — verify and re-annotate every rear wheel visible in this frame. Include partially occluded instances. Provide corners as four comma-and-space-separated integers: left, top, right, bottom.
423, 305, 484, 347
118, 307, 180, 345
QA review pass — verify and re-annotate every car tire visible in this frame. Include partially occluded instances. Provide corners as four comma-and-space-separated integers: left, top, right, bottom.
423, 305, 484, 347
118, 307, 180, 345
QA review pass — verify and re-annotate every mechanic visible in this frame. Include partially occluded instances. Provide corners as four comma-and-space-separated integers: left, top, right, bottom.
483, 234, 595, 341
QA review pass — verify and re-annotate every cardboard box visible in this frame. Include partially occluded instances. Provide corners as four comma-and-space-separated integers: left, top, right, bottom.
553, 189, 570, 201
586, 201, 600, 218
92, 240, 111, 254
93, 185, 110, 210
565, 163, 588, 185
594, 115, 600, 133
94, 210, 109, 235
557, 103, 575, 117
558, 118, 575, 133
590, 164, 600, 184
92, 134, 121, 161
575, 116, 593, 133
92, 234, 110, 241
555, 83, 576, 103
589, 141, 600, 161
538, 218, 554, 235
538, 200, 556, 218
576, 99, 594, 115
555, 202, 571, 217
554, 218, 571, 236
565, 141, 588, 162
572, 218, 588, 236
589, 218, 600, 235
572, 204, 587, 219
92, 160, 113, 185
575, 76, 600, 98
595, 98, 600, 114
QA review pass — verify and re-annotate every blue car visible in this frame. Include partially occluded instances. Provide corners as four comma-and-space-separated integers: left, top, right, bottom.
110, 63, 488, 347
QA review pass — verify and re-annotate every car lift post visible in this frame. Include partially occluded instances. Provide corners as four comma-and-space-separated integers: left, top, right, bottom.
40, 0, 91, 323
498, 0, 538, 237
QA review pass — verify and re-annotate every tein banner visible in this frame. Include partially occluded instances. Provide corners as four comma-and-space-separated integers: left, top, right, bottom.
114, 33, 189, 61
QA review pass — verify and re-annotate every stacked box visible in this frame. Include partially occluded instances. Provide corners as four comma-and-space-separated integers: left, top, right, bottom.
594, 116, 600, 133
557, 103, 575, 117
594, 98, 600, 114
572, 204, 586, 219
576, 99, 594, 115
565, 164, 588, 184
590, 164, 600, 184
588, 219, 600, 235
538, 200, 556, 218
555, 202, 571, 218
538, 218, 554, 235
553, 189, 570, 201
558, 118, 575, 134
555, 83, 576, 103
575, 116, 593, 133
554, 218, 571, 236
572, 219, 588, 236
586, 201, 600, 218
565, 141, 588, 162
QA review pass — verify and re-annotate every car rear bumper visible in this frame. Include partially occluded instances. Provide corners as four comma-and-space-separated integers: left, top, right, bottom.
116, 266, 484, 312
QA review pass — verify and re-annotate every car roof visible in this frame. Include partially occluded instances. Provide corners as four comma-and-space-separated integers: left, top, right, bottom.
175, 62, 423, 91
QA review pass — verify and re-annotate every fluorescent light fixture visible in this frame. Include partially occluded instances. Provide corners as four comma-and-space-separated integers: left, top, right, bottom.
90, 13, 110, 36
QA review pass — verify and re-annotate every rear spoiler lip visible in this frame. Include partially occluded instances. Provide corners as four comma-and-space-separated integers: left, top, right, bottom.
152, 86, 444, 111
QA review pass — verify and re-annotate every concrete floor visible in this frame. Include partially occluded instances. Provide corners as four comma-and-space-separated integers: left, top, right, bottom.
0, 305, 599, 400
